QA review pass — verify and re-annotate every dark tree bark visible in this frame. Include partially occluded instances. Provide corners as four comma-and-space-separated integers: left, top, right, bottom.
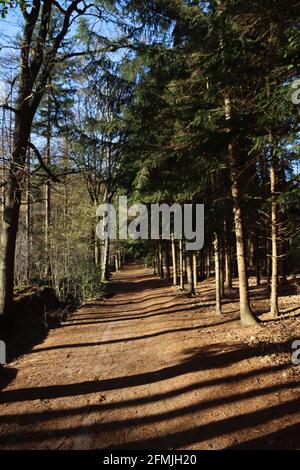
225, 237, 232, 289
186, 251, 195, 296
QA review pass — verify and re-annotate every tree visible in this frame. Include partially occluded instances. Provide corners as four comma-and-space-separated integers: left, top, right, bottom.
122, 0, 299, 325
0, 1, 95, 320
67, 57, 132, 282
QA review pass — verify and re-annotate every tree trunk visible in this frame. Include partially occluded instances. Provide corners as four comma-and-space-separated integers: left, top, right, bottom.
25, 148, 31, 283
279, 240, 288, 282
228, 147, 257, 325
165, 242, 170, 281
0, 106, 32, 319
225, 238, 232, 289
115, 252, 119, 271
94, 199, 100, 265
255, 230, 261, 286
100, 236, 109, 283
186, 251, 195, 295
44, 89, 51, 278
220, 241, 225, 298
278, 156, 288, 283
117, 247, 122, 269
206, 246, 211, 278
200, 249, 205, 280
153, 255, 157, 275
179, 239, 184, 289
95, 240, 100, 266
269, 133, 279, 316
171, 234, 177, 286
249, 238, 255, 270
214, 234, 222, 315
1, 107, 6, 222
193, 252, 198, 290
266, 237, 271, 285
99, 192, 111, 283
158, 238, 164, 278
224, 96, 257, 326
0, 184, 21, 319
156, 248, 160, 276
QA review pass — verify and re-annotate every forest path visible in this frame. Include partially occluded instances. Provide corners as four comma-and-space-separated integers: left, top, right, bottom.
0, 265, 299, 450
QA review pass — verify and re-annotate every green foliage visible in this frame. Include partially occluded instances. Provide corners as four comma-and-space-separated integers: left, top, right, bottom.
8, 0, 300, 304
117, 0, 300, 255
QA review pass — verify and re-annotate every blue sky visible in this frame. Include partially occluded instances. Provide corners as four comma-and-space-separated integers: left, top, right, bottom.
0, 3, 131, 157
0, 7, 22, 41
0, 4, 126, 98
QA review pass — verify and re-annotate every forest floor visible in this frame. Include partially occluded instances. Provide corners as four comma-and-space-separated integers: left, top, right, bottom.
0, 264, 300, 450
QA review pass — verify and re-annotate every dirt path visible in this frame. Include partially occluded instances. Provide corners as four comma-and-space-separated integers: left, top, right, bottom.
0, 265, 300, 450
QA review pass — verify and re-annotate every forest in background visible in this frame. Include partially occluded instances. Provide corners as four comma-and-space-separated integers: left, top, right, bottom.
0, 0, 300, 328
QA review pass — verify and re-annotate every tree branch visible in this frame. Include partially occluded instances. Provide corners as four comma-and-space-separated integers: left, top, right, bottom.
28, 142, 60, 183
0, 104, 18, 114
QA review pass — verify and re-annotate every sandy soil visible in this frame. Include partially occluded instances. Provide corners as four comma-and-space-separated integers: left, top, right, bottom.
0, 265, 300, 450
